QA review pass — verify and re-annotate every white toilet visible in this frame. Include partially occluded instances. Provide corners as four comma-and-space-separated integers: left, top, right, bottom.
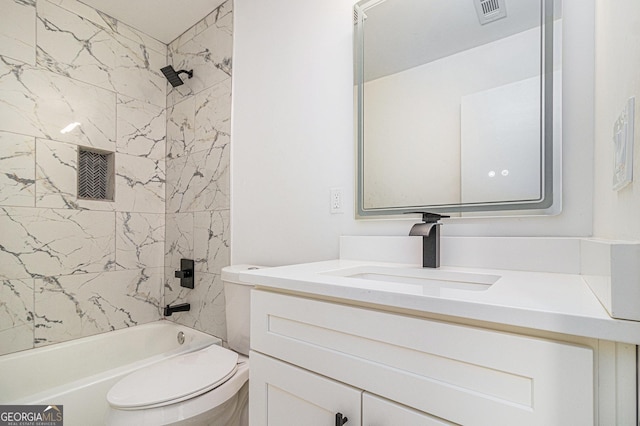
105, 265, 257, 426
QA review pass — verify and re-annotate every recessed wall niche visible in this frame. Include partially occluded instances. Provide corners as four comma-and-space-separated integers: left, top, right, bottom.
77, 146, 115, 201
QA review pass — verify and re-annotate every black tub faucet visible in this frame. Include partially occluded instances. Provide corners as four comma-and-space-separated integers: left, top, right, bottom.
409, 212, 449, 268
164, 303, 190, 317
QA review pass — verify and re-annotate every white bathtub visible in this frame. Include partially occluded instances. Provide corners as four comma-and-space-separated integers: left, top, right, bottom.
0, 320, 219, 426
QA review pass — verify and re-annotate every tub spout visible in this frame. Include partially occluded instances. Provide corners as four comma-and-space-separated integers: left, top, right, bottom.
164, 303, 190, 317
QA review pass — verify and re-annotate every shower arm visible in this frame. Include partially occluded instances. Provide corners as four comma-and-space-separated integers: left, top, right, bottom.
175, 69, 193, 79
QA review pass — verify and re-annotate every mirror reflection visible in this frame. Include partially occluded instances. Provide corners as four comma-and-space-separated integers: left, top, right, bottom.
355, 0, 561, 215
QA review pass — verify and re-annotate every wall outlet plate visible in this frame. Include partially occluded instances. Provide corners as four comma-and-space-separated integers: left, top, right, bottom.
330, 187, 344, 214
612, 97, 634, 191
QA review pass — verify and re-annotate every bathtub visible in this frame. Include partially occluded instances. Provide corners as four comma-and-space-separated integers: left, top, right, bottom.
0, 320, 219, 426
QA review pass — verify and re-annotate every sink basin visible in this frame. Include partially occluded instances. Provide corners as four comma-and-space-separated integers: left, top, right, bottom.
322, 265, 500, 295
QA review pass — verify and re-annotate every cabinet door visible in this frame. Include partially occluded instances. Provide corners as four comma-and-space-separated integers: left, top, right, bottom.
252, 290, 594, 425
250, 351, 362, 426
362, 393, 457, 426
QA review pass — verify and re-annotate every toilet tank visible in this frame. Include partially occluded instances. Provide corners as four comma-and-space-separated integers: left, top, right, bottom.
222, 265, 261, 356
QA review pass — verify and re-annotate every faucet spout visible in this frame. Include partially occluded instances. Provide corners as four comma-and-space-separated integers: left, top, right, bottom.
409, 222, 438, 237
408, 212, 449, 269
164, 303, 190, 317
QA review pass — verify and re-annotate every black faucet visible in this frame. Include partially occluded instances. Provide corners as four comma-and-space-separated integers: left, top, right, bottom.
164, 303, 190, 317
409, 212, 449, 268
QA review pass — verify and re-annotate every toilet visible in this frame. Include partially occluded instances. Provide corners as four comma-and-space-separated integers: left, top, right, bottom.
105, 265, 257, 426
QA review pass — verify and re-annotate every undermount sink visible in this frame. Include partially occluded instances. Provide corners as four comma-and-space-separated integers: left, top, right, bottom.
322, 265, 500, 295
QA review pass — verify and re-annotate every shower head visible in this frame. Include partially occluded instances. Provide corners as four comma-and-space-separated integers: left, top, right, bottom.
160, 65, 193, 87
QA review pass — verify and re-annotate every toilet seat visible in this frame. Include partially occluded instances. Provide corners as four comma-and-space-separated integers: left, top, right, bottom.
107, 344, 239, 410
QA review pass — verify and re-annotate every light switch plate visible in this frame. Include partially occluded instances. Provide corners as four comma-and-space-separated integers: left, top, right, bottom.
613, 97, 634, 191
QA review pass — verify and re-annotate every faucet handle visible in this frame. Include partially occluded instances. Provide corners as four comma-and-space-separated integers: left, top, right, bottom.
174, 270, 193, 279
406, 212, 450, 223
175, 258, 195, 289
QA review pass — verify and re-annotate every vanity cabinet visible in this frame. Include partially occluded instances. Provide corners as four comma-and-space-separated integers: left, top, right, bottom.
362, 393, 455, 426
250, 290, 597, 425
250, 351, 361, 426
251, 350, 452, 426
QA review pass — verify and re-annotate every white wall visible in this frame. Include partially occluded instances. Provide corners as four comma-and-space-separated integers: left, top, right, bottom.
231, 0, 596, 266
593, 0, 640, 240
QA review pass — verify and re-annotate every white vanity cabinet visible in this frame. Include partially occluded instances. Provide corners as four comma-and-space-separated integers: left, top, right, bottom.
362, 393, 456, 426
250, 351, 361, 426
249, 290, 598, 425
250, 350, 451, 426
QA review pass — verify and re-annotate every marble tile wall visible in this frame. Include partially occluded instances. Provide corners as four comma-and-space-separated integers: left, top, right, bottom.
163, 1, 233, 342
0, 0, 167, 356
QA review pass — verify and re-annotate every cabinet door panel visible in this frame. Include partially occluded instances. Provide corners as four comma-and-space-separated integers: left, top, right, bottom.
249, 351, 362, 426
252, 290, 594, 425
363, 393, 457, 426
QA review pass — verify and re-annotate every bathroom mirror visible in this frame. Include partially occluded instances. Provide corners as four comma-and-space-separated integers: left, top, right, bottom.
354, 0, 562, 216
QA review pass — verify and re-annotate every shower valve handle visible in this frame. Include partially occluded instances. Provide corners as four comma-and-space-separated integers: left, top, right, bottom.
174, 259, 195, 289
174, 270, 192, 278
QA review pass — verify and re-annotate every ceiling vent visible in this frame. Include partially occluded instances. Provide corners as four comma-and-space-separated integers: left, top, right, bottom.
474, 0, 507, 25
353, 7, 367, 25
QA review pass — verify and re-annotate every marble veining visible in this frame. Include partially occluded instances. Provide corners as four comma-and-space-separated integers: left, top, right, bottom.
76, 197, 116, 212
0, 131, 36, 207
161, 0, 233, 342
115, 154, 165, 213
1, 0, 233, 353
36, 0, 166, 107
1, 0, 177, 357
166, 144, 229, 213
166, 97, 195, 159
166, 66, 231, 162
164, 213, 194, 271
0, 278, 34, 355
81, 268, 162, 338
194, 78, 231, 152
164, 272, 226, 340
0, 207, 115, 279
34, 275, 82, 345
195, 2, 233, 38
116, 212, 165, 270
169, 0, 233, 51
0, 0, 36, 65
35, 138, 78, 209
117, 95, 166, 161
0, 56, 116, 150
47, 0, 166, 55
194, 210, 229, 274
34, 268, 162, 346
167, 0, 233, 107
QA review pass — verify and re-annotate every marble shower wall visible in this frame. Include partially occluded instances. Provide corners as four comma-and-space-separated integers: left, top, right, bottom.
163, 1, 233, 342
0, 0, 167, 355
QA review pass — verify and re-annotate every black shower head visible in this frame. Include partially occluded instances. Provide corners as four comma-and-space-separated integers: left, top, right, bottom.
160, 65, 193, 87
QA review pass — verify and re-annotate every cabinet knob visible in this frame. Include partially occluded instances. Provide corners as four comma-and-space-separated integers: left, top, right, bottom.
335, 413, 348, 425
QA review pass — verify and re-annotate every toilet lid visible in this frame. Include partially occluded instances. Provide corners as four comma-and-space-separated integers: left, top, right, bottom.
107, 344, 239, 409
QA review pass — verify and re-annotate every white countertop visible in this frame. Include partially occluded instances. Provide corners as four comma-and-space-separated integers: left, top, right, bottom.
239, 259, 640, 345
